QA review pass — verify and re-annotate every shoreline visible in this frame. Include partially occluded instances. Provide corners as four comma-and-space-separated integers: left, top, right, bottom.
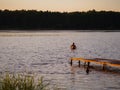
0, 30, 120, 33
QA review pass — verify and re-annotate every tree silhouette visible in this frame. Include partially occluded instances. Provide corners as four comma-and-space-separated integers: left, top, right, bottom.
0, 10, 120, 30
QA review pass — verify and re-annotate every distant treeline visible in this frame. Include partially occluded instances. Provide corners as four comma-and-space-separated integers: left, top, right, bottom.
0, 9, 120, 30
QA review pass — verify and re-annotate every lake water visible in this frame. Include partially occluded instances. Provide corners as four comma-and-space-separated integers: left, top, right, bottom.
0, 31, 120, 90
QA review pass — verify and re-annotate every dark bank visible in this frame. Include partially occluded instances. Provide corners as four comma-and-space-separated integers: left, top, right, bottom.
0, 9, 120, 30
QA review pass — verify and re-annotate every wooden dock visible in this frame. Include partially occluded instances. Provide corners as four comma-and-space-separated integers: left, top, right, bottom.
70, 57, 120, 71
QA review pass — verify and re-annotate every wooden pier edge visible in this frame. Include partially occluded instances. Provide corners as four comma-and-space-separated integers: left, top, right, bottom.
70, 57, 120, 70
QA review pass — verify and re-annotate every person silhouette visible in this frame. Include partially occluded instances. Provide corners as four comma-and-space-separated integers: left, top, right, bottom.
70, 42, 76, 51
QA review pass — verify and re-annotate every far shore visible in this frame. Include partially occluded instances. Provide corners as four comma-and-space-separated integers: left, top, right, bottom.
0, 30, 120, 33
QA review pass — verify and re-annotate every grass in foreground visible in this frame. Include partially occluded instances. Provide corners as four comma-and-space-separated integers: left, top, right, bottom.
0, 73, 49, 90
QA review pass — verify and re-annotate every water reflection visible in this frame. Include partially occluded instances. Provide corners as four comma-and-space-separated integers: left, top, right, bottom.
0, 32, 120, 90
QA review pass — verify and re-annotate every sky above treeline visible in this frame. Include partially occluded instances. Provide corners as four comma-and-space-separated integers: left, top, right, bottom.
0, 0, 120, 12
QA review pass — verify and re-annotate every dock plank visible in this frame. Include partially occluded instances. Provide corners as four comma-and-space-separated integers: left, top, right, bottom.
71, 57, 120, 68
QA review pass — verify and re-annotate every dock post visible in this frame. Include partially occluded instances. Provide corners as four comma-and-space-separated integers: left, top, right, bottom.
102, 63, 106, 70
87, 62, 90, 68
70, 59, 73, 66
86, 62, 90, 74
84, 62, 87, 67
78, 61, 80, 67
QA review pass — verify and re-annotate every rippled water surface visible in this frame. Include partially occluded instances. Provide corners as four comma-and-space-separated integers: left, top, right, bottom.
0, 31, 120, 90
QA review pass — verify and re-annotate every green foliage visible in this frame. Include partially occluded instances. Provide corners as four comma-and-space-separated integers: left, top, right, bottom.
0, 73, 49, 90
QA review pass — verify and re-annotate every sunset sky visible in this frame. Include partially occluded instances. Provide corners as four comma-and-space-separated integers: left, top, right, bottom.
0, 0, 120, 12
